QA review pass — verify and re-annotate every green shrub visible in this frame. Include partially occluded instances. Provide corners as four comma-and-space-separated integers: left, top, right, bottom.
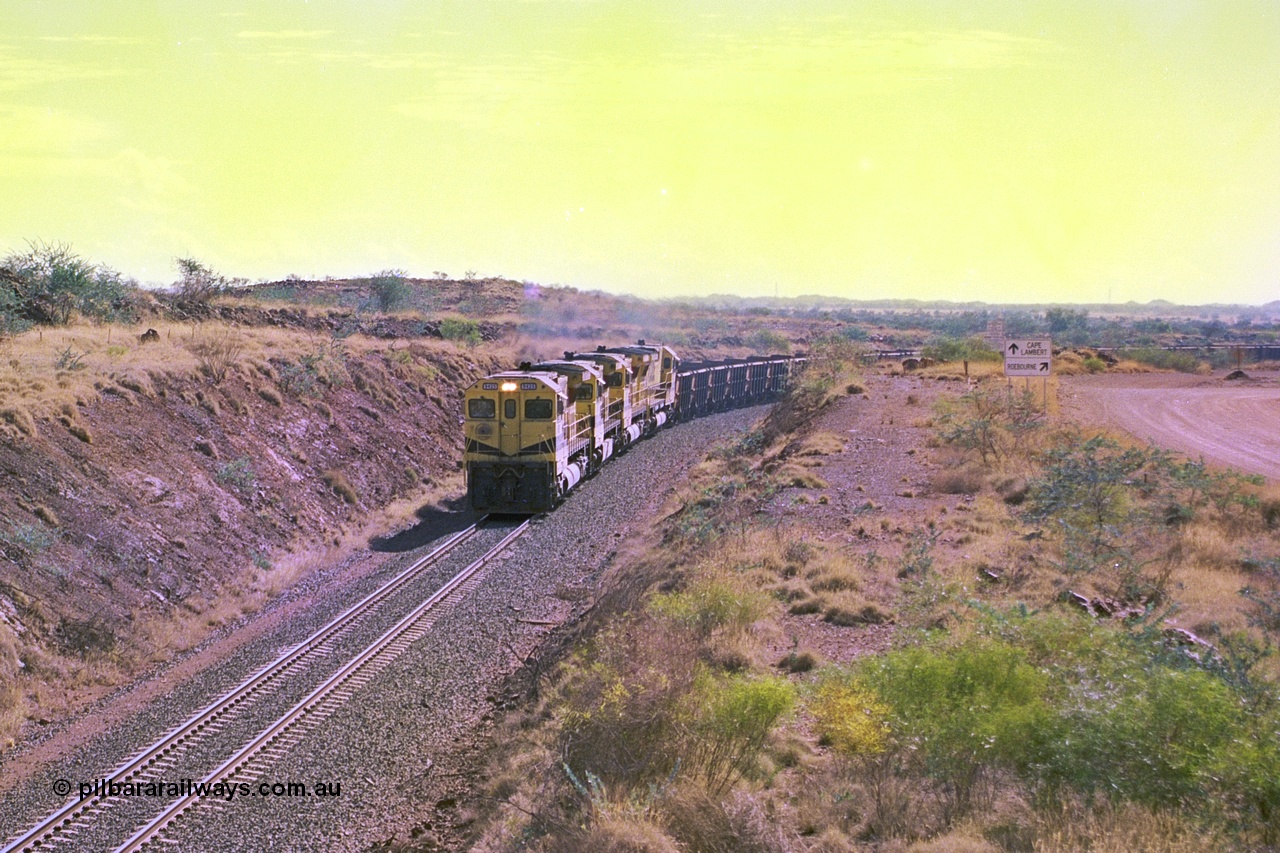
369, 269, 411, 311
1, 522, 57, 554
173, 257, 245, 303
921, 336, 1001, 366
860, 637, 1053, 819
648, 579, 766, 641
1042, 656, 1241, 808
1120, 347, 1201, 372
439, 316, 481, 346
1083, 356, 1106, 373
747, 328, 790, 354
810, 678, 892, 757
972, 608, 1278, 834
1027, 435, 1263, 593
933, 386, 1043, 465
3, 241, 138, 324
1217, 707, 1280, 845
1027, 435, 1153, 569
558, 621, 701, 790
216, 456, 256, 493
686, 674, 795, 794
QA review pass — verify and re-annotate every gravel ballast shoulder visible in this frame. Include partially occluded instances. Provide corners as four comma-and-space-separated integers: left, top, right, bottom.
1, 405, 768, 852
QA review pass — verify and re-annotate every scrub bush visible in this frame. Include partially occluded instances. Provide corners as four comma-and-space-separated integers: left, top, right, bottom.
439, 316, 481, 346
687, 674, 795, 794
933, 386, 1044, 465
1120, 347, 1201, 372
860, 638, 1053, 821
810, 679, 892, 757
3, 241, 138, 324
369, 269, 411, 311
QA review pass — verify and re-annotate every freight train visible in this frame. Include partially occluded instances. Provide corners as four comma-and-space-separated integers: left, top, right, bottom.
463, 342, 804, 513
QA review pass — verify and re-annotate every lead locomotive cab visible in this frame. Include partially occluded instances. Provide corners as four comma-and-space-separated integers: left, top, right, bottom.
463, 367, 588, 513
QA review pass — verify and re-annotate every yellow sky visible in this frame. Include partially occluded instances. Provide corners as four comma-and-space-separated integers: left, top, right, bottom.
2, 2, 1278, 304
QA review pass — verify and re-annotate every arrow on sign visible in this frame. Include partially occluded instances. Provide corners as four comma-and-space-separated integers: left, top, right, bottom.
1039, 362, 1050, 372
1007, 342, 1020, 355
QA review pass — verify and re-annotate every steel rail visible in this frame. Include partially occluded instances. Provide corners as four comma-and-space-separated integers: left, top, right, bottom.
2, 519, 486, 853
115, 519, 531, 852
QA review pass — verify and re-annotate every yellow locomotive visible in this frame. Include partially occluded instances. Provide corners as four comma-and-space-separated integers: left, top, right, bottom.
463, 341, 801, 513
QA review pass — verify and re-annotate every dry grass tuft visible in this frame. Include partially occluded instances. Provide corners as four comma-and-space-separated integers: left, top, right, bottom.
186, 330, 244, 384
931, 465, 986, 495
1, 405, 37, 437
1175, 521, 1240, 572
566, 815, 682, 853
778, 649, 821, 673
823, 601, 890, 626
906, 832, 1002, 852
778, 464, 829, 489
791, 431, 846, 458
34, 505, 60, 526
322, 469, 359, 504
117, 375, 153, 398
1031, 800, 1226, 852
257, 387, 283, 407
62, 418, 92, 443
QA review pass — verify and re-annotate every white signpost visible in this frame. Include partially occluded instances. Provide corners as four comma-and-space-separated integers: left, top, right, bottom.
1003, 339, 1052, 377
1004, 339, 1052, 412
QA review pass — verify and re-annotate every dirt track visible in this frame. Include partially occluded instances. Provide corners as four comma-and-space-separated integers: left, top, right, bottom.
1062, 370, 1280, 481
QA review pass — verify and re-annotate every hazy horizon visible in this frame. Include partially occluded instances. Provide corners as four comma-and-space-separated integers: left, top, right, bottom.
3, 2, 1278, 305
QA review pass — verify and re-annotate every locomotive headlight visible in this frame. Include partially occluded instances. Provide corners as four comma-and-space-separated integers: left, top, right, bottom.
500, 382, 518, 392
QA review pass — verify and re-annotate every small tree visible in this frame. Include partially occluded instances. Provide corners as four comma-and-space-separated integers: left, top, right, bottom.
369, 269, 411, 311
2, 241, 136, 325
174, 257, 244, 304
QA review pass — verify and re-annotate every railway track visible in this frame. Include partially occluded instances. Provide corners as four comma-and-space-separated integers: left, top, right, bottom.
2, 516, 531, 853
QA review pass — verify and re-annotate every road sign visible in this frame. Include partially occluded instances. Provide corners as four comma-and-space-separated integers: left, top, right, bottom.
1004, 339, 1052, 377
1003, 339, 1050, 358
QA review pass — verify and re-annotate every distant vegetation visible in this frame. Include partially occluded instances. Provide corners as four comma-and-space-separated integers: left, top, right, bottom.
1119, 347, 1204, 373
1, 242, 140, 332
2, 240, 1277, 360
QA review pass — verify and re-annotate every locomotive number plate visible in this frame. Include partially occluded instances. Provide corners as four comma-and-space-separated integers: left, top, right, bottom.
521, 382, 538, 390
482, 382, 498, 390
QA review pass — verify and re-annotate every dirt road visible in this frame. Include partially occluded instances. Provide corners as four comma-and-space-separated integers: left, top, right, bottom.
1062, 371, 1280, 481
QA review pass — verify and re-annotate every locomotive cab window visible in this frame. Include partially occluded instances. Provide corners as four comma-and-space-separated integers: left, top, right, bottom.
524, 399, 553, 420
504, 399, 517, 419
663, 357, 672, 370
606, 373, 623, 387
468, 398, 495, 418
575, 385, 593, 401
